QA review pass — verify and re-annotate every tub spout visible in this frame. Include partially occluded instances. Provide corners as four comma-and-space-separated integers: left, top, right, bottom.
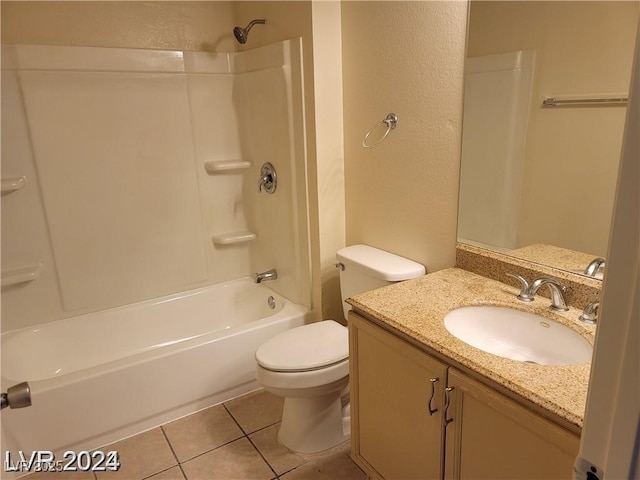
255, 269, 277, 284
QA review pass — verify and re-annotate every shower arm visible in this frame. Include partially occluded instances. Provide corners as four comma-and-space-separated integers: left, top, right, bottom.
245, 19, 266, 31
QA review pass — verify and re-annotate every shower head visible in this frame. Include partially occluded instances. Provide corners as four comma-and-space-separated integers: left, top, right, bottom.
233, 19, 266, 44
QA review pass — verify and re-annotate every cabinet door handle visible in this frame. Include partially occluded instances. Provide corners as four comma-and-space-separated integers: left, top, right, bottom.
444, 386, 455, 425
427, 377, 439, 415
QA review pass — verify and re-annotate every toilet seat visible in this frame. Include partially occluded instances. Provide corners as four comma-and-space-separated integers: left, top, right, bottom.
255, 320, 348, 372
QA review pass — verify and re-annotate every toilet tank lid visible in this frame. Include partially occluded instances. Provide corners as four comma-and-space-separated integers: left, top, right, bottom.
255, 320, 348, 371
336, 244, 426, 281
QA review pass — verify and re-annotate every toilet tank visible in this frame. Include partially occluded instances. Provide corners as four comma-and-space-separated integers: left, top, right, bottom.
337, 245, 426, 320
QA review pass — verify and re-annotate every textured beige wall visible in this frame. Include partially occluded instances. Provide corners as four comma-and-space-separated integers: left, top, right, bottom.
311, 2, 346, 324
1, 1, 236, 51
341, 1, 468, 273
468, 1, 639, 257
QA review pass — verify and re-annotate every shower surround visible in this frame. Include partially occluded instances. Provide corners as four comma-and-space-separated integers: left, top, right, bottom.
1, 39, 311, 456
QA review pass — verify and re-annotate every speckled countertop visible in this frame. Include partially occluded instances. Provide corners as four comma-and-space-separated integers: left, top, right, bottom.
347, 267, 596, 432
507, 243, 602, 275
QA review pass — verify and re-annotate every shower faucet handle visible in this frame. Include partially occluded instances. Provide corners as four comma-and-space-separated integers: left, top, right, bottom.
257, 163, 277, 194
579, 301, 599, 324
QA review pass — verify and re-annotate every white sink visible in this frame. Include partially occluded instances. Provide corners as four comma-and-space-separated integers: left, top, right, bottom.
444, 306, 593, 365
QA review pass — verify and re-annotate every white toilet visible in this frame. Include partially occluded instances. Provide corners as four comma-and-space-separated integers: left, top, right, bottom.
255, 244, 425, 453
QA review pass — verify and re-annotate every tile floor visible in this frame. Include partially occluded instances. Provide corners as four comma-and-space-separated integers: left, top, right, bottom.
25, 390, 367, 480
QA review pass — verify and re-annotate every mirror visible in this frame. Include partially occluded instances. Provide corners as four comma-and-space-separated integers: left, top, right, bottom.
457, 1, 639, 280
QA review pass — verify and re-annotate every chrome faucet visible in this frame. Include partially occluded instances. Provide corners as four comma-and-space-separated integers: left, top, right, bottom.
584, 257, 605, 277
254, 269, 277, 284
529, 278, 569, 312
507, 274, 569, 311
579, 301, 599, 324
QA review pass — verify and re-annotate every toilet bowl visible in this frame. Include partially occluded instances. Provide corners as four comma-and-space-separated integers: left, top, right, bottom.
255, 320, 349, 453
254, 244, 426, 453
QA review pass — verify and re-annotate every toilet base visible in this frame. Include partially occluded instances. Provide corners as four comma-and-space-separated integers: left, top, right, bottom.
278, 393, 350, 454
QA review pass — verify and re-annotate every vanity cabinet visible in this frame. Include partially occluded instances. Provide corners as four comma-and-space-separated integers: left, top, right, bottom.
444, 369, 579, 479
349, 311, 447, 480
349, 312, 580, 480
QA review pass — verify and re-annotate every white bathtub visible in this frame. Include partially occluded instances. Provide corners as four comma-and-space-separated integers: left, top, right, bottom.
1, 278, 310, 456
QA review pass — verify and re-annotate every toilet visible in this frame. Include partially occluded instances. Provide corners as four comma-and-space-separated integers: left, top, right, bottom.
255, 244, 426, 453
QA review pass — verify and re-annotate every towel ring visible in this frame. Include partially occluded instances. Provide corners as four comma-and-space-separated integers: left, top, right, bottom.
362, 113, 398, 148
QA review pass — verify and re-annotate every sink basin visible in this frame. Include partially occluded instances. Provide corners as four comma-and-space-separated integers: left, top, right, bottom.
444, 306, 593, 365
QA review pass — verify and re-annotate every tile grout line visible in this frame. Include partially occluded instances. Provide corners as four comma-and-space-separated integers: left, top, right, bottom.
222, 403, 280, 480
159, 426, 188, 480
221, 403, 248, 436
245, 420, 282, 435
163, 435, 247, 466
244, 431, 281, 480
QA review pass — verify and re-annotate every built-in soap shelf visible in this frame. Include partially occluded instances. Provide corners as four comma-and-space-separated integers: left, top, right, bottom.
1, 176, 27, 194
211, 231, 257, 245
204, 160, 251, 174
2, 263, 43, 288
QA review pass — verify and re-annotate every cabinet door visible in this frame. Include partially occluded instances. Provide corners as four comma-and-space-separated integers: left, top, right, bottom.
349, 312, 448, 480
444, 368, 579, 480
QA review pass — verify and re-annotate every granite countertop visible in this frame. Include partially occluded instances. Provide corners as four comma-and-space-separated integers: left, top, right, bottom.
347, 267, 596, 432
507, 243, 601, 275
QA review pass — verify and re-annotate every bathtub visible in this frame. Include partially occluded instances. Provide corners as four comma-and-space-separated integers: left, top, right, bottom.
1, 278, 310, 456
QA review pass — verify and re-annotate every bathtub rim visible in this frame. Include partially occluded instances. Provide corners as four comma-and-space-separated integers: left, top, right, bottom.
1, 277, 311, 390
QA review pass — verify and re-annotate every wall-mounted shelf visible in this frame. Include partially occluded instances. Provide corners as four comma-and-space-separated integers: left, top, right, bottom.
212, 231, 257, 245
205, 160, 251, 174
1, 176, 27, 194
2, 264, 43, 288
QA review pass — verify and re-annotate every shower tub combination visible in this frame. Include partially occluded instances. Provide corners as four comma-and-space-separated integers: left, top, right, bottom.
1, 278, 310, 455
1, 36, 311, 458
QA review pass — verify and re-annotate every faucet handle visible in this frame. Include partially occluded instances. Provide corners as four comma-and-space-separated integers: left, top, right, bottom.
506, 273, 534, 302
579, 301, 599, 324
257, 162, 277, 194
